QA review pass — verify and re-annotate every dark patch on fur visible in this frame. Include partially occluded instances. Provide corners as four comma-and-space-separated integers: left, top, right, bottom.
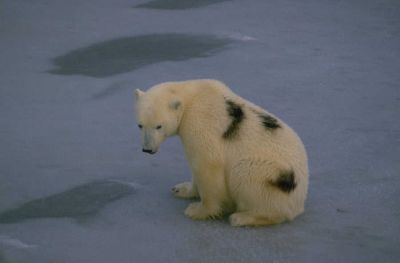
223, 99, 245, 139
259, 113, 280, 129
250, 108, 280, 130
270, 170, 297, 193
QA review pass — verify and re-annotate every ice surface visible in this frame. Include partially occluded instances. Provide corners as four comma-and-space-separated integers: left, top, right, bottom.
0, 0, 399, 262
0, 236, 37, 249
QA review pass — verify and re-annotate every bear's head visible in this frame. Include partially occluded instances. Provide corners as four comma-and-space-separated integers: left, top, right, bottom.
134, 86, 182, 154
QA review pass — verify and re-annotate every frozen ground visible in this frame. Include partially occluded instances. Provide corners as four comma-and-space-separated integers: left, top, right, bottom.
0, 0, 399, 262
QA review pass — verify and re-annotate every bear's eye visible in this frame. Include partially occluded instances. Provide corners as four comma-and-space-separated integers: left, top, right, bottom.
138, 124, 143, 129
156, 125, 162, 130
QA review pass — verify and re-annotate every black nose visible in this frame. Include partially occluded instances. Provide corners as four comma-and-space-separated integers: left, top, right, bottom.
142, 148, 155, 154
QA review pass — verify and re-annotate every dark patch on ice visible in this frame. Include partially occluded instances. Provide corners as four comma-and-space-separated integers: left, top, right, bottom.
0, 180, 135, 224
135, 0, 231, 10
270, 170, 297, 193
336, 208, 348, 213
49, 33, 231, 77
223, 99, 245, 139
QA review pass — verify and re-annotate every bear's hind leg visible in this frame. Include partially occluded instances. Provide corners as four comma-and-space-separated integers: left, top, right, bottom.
229, 211, 284, 227
172, 182, 199, 199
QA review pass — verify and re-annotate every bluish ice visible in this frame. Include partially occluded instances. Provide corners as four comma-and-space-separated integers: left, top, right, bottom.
0, 0, 399, 262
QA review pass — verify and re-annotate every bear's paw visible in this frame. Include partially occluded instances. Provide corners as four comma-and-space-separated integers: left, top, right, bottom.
184, 202, 221, 220
172, 182, 198, 199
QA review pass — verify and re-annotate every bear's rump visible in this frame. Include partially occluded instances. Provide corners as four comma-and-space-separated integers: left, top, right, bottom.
226, 158, 301, 219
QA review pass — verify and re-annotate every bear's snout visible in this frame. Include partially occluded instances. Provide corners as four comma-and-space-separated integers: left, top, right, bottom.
142, 148, 156, 154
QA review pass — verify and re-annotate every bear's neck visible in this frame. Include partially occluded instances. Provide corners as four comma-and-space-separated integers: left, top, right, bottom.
176, 85, 202, 137
176, 84, 223, 141
174, 79, 233, 143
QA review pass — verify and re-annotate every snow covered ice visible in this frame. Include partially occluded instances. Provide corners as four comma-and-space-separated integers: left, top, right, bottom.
0, 0, 399, 262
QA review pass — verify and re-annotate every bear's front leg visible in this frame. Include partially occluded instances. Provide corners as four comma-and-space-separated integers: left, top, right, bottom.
184, 164, 226, 220
172, 181, 199, 199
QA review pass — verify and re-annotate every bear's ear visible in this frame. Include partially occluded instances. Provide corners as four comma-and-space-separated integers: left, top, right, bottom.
134, 89, 144, 100
169, 100, 181, 110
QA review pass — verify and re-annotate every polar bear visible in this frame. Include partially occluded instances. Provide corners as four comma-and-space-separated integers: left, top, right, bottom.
134, 79, 308, 227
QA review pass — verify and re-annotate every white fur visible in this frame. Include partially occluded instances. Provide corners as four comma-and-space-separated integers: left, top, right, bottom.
135, 79, 309, 227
